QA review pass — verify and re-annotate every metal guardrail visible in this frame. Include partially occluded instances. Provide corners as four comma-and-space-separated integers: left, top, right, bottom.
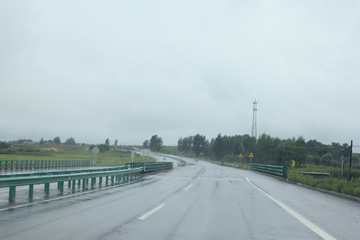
164, 156, 187, 166
0, 160, 91, 171
250, 163, 288, 178
0, 167, 142, 201
126, 162, 173, 172
0, 166, 127, 179
212, 161, 234, 167
143, 162, 173, 172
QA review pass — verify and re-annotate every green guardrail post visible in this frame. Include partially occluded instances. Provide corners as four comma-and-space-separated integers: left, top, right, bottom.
29, 184, 34, 198
99, 177, 102, 185
72, 180, 76, 190
78, 179, 81, 186
9, 186, 16, 201
82, 179, 86, 190
59, 181, 64, 192
105, 176, 108, 185
91, 178, 96, 187
45, 183, 50, 195
68, 180, 71, 188
111, 175, 114, 183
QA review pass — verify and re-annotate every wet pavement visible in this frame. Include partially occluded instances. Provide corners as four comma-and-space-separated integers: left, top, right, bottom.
0, 156, 359, 239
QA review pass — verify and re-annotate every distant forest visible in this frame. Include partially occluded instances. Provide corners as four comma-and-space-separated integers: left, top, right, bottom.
177, 133, 358, 167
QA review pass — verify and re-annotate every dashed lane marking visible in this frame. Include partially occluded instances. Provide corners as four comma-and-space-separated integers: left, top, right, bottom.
139, 204, 166, 220
184, 185, 192, 191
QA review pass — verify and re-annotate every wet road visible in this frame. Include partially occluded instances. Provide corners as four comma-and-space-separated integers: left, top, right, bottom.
0, 156, 359, 239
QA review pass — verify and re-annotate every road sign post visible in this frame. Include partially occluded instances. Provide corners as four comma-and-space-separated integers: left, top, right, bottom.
131, 151, 135, 163
92, 147, 99, 164
249, 152, 254, 164
239, 154, 243, 167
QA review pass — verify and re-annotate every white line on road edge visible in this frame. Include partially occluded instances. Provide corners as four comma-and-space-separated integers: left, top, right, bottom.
185, 185, 192, 190
236, 172, 336, 240
139, 204, 166, 220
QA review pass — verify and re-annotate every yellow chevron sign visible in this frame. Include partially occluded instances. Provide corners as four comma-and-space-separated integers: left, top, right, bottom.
239, 154, 243, 158
249, 153, 254, 158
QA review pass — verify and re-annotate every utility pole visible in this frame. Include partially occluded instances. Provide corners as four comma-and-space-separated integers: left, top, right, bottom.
349, 140, 353, 181
251, 99, 258, 138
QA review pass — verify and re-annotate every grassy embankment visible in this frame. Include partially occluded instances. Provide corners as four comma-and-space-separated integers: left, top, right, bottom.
0, 145, 155, 166
287, 166, 360, 198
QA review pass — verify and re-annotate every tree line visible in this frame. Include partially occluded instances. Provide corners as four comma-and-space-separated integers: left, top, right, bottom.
177, 133, 356, 167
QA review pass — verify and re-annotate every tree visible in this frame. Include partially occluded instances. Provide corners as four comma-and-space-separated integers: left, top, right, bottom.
114, 139, 118, 150
192, 134, 206, 156
321, 152, 334, 166
143, 140, 150, 148
54, 136, 61, 144
105, 138, 110, 145
150, 135, 163, 151
65, 137, 76, 145
0, 141, 11, 149
177, 138, 183, 152
39, 138, 44, 145
212, 134, 225, 159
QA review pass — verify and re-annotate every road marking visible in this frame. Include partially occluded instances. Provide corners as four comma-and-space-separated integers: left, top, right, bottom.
139, 204, 166, 220
236, 172, 336, 240
185, 185, 192, 190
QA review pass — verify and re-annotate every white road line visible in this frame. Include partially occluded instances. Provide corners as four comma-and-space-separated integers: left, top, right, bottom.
184, 185, 192, 190
139, 204, 166, 220
236, 172, 336, 240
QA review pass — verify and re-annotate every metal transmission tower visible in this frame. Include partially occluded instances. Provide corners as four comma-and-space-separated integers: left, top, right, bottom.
251, 99, 258, 138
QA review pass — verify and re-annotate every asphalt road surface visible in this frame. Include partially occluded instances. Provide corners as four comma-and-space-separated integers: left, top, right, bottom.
0, 155, 359, 240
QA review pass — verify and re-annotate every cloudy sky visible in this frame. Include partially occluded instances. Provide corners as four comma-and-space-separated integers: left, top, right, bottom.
1, 1, 359, 147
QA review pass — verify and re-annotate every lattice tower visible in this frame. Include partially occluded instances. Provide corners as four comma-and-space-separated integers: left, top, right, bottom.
251, 99, 258, 138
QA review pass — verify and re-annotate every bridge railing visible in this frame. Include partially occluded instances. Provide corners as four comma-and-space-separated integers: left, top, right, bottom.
0, 160, 91, 171
0, 167, 142, 202
250, 163, 288, 178
126, 162, 173, 172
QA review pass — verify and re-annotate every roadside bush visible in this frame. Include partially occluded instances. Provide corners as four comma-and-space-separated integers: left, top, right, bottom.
89, 144, 110, 152
222, 154, 239, 163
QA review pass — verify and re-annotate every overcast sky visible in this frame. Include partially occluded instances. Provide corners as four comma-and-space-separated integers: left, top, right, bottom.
1, 1, 360, 148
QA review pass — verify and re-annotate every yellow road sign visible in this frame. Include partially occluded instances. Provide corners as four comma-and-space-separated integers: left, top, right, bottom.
239, 154, 243, 158
249, 153, 254, 158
